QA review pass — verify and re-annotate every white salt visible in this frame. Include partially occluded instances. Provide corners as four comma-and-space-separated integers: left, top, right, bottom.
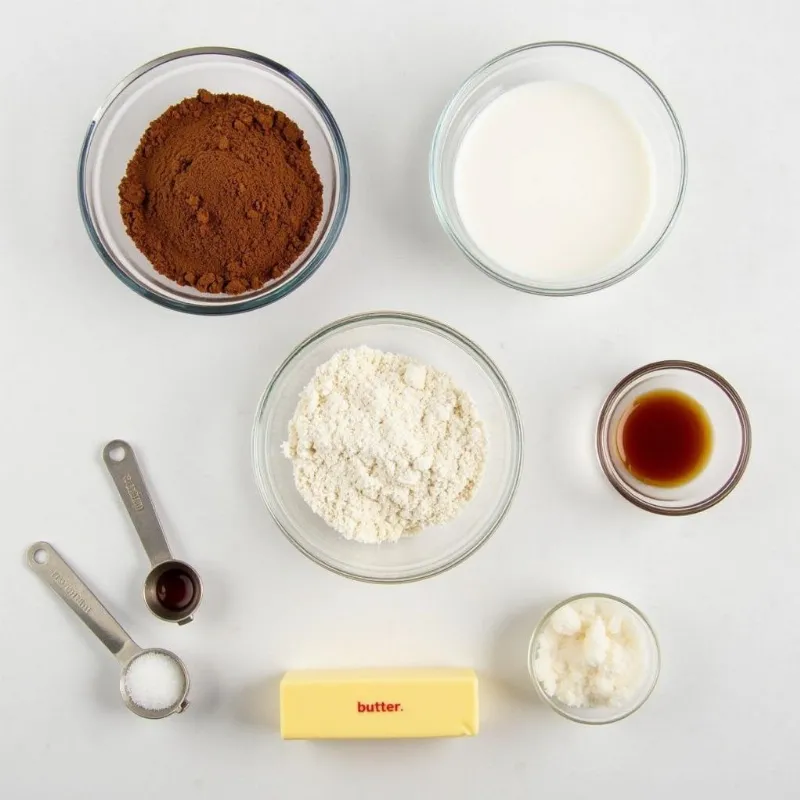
124, 651, 185, 711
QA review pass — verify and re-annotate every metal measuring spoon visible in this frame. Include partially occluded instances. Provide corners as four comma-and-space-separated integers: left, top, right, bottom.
26, 542, 190, 719
103, 440, 202, 625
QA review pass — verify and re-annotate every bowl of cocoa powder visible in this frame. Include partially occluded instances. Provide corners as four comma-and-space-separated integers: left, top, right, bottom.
79, 47, 349, 314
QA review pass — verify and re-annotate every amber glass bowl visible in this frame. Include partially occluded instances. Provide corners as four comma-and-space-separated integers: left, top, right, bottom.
596, 361, 751, 514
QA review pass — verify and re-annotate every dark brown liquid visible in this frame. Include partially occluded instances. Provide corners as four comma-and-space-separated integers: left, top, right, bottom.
617, 389, 713, 487
156, 568, 196, 612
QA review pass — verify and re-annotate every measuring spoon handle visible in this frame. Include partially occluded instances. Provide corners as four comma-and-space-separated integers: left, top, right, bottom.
26, 542, 141, 666
103, 440, 172, 567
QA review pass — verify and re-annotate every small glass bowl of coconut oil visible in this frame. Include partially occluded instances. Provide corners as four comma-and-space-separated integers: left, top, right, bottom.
528, 593, 660, 725
430, 41, 687, 296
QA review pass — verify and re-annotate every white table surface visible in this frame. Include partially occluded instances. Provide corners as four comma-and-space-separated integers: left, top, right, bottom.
2, 0, 798, 797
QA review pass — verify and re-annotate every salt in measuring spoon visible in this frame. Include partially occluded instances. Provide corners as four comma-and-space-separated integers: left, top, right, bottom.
26, 541, 190, 719
103, 440, 202, 624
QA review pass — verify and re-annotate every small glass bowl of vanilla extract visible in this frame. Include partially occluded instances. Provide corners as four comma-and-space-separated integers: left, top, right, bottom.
596, 361, 751, 514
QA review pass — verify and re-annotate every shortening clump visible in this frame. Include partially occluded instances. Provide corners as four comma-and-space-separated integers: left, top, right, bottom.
282, 347, 487, 543
534, 598, 647, 708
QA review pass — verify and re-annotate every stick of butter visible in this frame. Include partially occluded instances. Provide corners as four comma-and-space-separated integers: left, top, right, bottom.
280, 668, 479, 739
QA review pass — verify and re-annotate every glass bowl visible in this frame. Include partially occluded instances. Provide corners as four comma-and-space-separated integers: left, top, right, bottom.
528, 593, 660, 725
429, 41, 687, 296
79, 47, 350, 315
251, 312, 523, 583
597, 361, 751, 514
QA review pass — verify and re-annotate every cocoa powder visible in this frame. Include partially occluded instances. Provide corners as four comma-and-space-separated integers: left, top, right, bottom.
119, 89, 323, 295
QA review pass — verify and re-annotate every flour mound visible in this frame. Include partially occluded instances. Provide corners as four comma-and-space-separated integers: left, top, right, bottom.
282, 346, 486, 543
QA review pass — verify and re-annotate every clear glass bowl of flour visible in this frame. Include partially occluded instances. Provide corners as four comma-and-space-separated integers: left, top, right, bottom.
430, 42, 687, 295
528, 593, 661, 724
252, 312, 523, 583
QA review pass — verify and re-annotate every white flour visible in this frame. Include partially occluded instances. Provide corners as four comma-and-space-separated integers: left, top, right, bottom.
282, 346, 486, 543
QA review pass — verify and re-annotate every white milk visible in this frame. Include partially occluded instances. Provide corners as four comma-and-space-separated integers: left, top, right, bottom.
454, 81, 654, 284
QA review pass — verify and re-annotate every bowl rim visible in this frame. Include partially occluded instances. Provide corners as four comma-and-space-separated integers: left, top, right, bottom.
429, 40, 688, 297
596, 359, 752, 515
78, 46, 350, 316
527, 592, 661, 725
251, 310, 524, 584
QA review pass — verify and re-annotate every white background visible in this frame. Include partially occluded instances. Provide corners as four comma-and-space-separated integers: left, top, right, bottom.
1, 0, 798, 797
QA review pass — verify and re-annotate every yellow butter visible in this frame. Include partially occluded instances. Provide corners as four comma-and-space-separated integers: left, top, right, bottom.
279, 668, 479, 739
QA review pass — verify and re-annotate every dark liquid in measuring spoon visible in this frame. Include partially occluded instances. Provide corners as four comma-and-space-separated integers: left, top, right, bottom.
156, 568, 196, 612
617, 389, 713, 487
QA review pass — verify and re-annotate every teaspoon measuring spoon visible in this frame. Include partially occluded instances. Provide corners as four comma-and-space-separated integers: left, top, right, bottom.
103, 440, 202, 624
26, 542, 190, 719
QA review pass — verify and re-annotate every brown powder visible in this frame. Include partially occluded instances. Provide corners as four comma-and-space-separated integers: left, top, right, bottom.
119, 89, 323, 295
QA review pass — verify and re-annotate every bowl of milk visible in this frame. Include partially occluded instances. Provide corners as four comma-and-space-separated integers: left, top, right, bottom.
430, 42, 686, 295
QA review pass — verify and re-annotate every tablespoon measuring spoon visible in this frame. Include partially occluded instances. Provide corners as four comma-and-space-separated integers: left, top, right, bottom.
103, 440, 202, 625
26, 542, 190, 719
